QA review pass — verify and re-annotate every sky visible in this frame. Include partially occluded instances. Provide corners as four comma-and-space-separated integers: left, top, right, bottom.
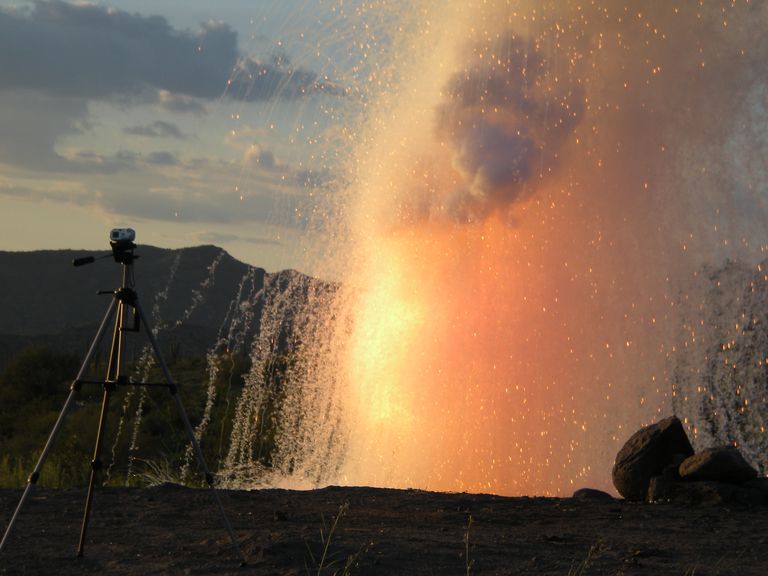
0, 0, 362, 272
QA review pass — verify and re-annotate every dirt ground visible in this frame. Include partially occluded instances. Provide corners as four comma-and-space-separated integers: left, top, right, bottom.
1, 484, 767, 575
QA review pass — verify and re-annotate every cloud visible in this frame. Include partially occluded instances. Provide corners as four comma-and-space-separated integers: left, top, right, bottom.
244, 144, 278, 171
154, 90, 207, 114
0, 177, 89, 205
0, 2, 230, 100
0, 1, 343, 180
239, 143, 334, 194
197, 231, 283, 247
227, 54, 344, 101
295, 167, 333, 190
0, 150, 319, 229
0, 90, 88, 171
124, 121, 186, 139
96, 183, 308, 226
146, 151, 178, 166
0, 1, 340, 103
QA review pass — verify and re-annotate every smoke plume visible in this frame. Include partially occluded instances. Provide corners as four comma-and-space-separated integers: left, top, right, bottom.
437, 32, 584, 221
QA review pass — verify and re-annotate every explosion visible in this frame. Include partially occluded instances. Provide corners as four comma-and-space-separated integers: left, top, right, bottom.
325, 1, 768, 495
229, 1, 768, 496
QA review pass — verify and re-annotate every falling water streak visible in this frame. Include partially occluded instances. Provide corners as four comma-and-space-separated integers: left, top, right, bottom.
170, 249, 226, 330
672, 258, 768, 473
181, 265, 264, 481
222, 272, 303, 485
219, 269, 343, 489
122, 252, 185, 483
125, 352, 154, 483
214, 268, 267, 464
268, 278, 346, 487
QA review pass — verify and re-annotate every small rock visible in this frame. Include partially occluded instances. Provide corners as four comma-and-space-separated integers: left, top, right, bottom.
679, 446, 757, 483
572, 488, 615, 502
612, 416, 694, 501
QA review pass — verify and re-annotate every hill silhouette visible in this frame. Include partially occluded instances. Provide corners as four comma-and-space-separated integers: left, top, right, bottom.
0, 245, 323, 367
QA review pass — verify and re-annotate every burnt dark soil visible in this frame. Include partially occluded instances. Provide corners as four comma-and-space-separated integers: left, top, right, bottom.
1, 484, 767, 575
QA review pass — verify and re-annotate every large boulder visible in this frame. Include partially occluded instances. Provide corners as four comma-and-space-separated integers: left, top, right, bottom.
612, 416, 694, 501
679, 446, 758, 483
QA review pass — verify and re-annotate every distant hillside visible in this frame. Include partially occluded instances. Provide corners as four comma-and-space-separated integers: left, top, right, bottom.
0, 246, 331, 366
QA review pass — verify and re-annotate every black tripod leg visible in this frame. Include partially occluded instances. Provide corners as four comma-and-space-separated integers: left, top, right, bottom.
134, 300, 247, 566
77, 300, 124, 557
0, 298, 118, 554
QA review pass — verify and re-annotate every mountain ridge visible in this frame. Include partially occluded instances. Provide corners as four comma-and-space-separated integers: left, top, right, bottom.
0, 245, 327, 366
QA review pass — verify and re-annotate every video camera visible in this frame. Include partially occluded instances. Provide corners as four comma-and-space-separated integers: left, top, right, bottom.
72, 228, 137, 267
109, 228, 136, 264
109, 228, 135, 244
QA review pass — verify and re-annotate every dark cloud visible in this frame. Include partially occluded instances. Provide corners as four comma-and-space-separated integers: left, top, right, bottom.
227, 54, 344, 101
0, 90, 88, 171
197, 231, 283, 247
295, 167, 333, 189
0, 175, 309, 228
124, 121, 186, 139
0, 1, 343, 178
0, 150, 321, 230
154, 91, 207, 114
0, 180, 92, 206
146, 151, 178, 166
0, 182, 48, 200
0, 132, 139, 174
0, 1, 340, 103
246, 146, 277, 170
65, 151, 132, 173
0, 2, 229, 100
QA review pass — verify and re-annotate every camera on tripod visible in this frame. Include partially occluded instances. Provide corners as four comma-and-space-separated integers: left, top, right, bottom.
109, 228, 136, 264
71, 228, 137, 267
3, 227, 245, 564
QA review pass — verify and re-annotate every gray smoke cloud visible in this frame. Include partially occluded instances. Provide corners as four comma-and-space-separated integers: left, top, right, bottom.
436, 32, 584, 221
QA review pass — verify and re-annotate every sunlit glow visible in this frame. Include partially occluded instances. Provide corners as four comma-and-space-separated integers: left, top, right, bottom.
348, 240, 429, 427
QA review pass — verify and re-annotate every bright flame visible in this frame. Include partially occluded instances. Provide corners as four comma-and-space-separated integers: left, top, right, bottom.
339, 212, 625, 494
348, 240, 429, 427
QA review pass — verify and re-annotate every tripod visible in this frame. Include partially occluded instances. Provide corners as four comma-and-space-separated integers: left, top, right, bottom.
0, 239, 246, 565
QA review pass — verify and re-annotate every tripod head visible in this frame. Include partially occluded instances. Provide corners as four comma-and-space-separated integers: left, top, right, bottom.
73, 228, 139, 267
72, 228, 141, 330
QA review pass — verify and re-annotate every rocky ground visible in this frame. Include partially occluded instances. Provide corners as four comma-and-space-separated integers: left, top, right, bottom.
1, 484, 767, 575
